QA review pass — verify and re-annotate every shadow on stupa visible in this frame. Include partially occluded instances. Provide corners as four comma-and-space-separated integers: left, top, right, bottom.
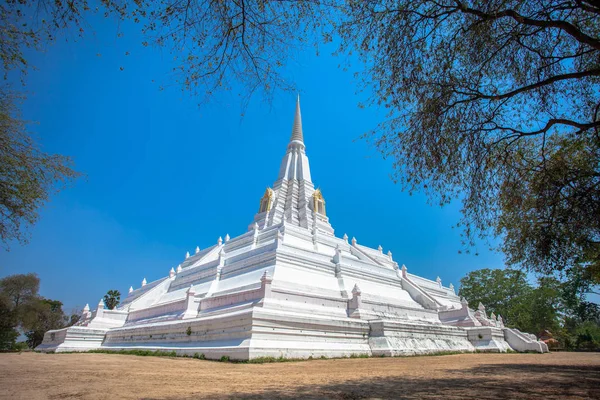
162, 362, 600, 400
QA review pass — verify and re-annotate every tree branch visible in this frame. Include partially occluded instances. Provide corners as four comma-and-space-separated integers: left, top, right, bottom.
455, 1, 600, 51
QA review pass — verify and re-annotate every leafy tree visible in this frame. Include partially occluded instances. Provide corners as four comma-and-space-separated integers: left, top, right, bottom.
0, 92, 80, 248
459, 267, 600, 348
0, 273, 40, 350
0, 293, 18, 350
0, 273, 39, 317
0, 273, 74, 349
458, 268, 532, 326
0, 273, 39, 350
338, 1, 600, 281
574, 321, 600, 350
22, 298, 66, 349
103, 290, 121, 310
523, 277, 563, 334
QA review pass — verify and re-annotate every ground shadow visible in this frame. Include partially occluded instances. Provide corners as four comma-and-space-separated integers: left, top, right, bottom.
158, 362, 600, 400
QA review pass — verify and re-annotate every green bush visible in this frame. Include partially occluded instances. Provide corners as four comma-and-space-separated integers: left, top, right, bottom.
575, 321, 600, 350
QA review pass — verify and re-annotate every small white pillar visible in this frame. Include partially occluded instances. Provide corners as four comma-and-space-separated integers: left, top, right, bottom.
182, 285, 197, 319
351, 237, 357, 246
350, 284, 362, 309
477, 302, 487, 318
260, 271, 273, 298
253, 223, 259, 245
176, 264, 182, 273
343, 233, 348, 244
96, 299, 105, 318
449, 283, 455, 293
461, 297, 469, 309
387, 250, 393, 261
436, 276, 442, 288
141, 278, 147, 287
333, 244, 342, 264
401, 264, 408, 278
218, 236, 223, 246
378, 245, 383, 253
225, 233, 230, 242
186, 251, 190, 259
128, 286, 133, 294
195, 246, 200, 254
169, 267, 176, 279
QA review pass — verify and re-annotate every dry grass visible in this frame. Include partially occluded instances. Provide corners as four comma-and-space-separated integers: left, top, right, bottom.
0, 352, 598, 399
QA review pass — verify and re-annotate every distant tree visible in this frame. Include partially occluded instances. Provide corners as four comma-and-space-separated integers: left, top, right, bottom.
66, 309, 81, 327
0, 273, 75, 349
574, 321, 600, 350
103, 290, 121, 310
0, 274, 40, 349
459, 267, 600, 348
523, 277, 563, 334
0, 293, 18, 350
458, 268, 532, 327
22, 298, 66, 349
0, 273, 39, 317
338, 1, 600, 282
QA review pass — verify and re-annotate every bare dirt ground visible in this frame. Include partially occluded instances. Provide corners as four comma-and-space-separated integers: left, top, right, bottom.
0, 352, 598, 399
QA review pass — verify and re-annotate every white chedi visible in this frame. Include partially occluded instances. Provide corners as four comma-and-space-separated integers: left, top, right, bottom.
34, 97, 548, 357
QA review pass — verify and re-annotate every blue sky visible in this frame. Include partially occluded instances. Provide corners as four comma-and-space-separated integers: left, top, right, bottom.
0, 16, 506, 311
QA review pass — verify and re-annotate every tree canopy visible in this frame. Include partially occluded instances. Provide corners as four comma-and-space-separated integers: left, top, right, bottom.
0, 92, 80, 248
0, 273, 78, 350
459, 267, 600, 348
338, 1, 600, 281
103, 290, 121, 310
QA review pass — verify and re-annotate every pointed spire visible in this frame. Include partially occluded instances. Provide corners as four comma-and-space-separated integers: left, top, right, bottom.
343, 233, 348, 243
142, 278, 147, 286
176, 264, 182, 273
128, 286, 133, 293
225, 233, 230, 242
186, 251, 190, 259
378, 245, 383, 253
195, 246, 200, 254
169, 267, 176, 278
83, 304, 90, 312
218, 236, 223, 246
290, 94, 304, 143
